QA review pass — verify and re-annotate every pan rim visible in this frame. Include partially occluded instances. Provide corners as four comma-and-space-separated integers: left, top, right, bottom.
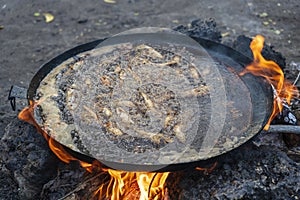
26, 33, 274, 172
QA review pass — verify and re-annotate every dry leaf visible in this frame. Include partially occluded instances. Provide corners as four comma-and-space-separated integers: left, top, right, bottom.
43, 13, 54, 23
104, 0, 116, 4
274, 30, 281, 35
259, 12, 268, 18
221, 32, 230, 37
263, 21, 270, 26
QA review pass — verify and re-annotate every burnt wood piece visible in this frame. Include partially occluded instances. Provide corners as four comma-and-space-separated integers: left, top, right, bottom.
232, 35, 286, 70
173, 18, 222, 42
267, 125, 300, 134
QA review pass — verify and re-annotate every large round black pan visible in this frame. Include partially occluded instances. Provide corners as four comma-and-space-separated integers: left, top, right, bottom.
26, 28, 273, 172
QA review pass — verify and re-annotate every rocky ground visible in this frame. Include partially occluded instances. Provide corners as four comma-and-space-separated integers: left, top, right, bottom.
0, 0, 299, 199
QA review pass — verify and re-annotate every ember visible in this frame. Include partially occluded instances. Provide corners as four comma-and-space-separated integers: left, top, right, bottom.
240, 35, 298, 130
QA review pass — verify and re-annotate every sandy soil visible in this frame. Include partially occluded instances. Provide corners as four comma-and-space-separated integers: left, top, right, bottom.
0, 0, 299, 199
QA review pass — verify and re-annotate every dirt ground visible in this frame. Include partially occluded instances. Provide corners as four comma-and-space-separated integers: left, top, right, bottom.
0, 0, 300, 199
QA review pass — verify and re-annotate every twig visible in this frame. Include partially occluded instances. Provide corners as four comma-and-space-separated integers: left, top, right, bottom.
293, 71, 300, 85
266, 125, 300, 135
57, 172, 106, 200
148, 173, 158, 198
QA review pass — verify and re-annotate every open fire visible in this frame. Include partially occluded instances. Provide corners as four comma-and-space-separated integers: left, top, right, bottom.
18, 101, 170, 199
18, 35, 297, 199
94, 170, 170, 200
239, 35, 298, 130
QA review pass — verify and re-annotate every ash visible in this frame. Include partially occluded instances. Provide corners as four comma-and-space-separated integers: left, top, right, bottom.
179, 138, 300, 200
1, 19, 299, 200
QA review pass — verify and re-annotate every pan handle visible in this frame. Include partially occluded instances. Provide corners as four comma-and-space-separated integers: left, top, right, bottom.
8, 85, 27, 111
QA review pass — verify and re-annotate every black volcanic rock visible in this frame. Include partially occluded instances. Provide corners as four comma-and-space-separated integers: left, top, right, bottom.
173, 18, 222, 42
233, 35, 286, 70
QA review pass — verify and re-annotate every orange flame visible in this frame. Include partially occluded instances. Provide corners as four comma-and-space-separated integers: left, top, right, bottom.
195, 162, 217, 174
240, 35, 298, 130
18, 100, 170, 199
94, 170, 170, 200
18, 100, 95, 173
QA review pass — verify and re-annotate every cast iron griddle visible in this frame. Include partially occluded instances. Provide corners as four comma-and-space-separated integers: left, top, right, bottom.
27, 28, 273, 171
